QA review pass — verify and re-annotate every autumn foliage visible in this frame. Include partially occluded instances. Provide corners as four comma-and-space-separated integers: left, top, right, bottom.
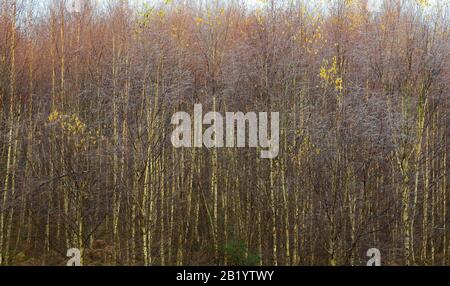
0, 0, 448, 266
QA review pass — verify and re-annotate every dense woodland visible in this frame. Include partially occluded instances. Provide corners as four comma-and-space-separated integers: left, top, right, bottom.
0, 0, 448, 266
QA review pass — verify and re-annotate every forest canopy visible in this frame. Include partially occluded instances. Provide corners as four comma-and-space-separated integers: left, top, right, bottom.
0, 0, 448, 266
